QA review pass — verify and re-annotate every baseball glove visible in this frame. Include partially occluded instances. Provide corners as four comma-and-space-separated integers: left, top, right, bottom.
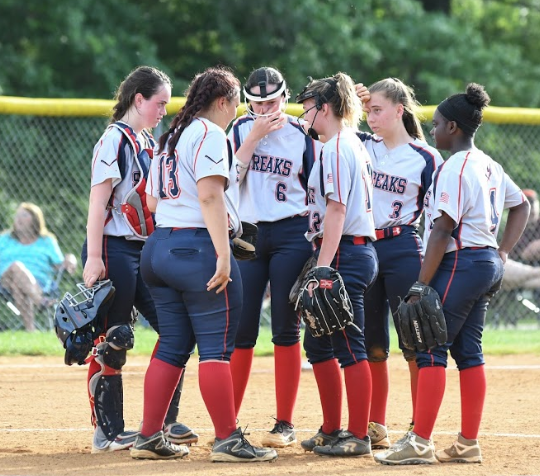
397, 282, 447, 352
289, 254, 317, 308
298, 266, 354, 337
232, 221, 258, 260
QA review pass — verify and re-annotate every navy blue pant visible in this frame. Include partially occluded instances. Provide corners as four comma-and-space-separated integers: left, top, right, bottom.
364, 228, 423, 362
304, 238, 378, 367
82, 236, 158, 332
141, 227, 242, 368
416, 248, 503, 370
235, 216, 313, 348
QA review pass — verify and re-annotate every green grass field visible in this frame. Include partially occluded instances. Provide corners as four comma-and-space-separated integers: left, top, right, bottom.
1, 322, 539, 358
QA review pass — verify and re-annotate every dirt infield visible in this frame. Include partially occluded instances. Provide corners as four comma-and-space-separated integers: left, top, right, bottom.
1, 354, 539, 476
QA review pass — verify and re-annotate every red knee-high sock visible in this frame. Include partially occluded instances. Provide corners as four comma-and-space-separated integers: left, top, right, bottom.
229, 347, 254, 417
368, 361, 388, 425
274, 343, 301, 424
413, 366, 446, 440
344, 361, 372, 438
408, 360, 419, 424
199, 361, 237, 439
460, 365, 486, 440
312, 359, 342, 434
141, 358, 182, 437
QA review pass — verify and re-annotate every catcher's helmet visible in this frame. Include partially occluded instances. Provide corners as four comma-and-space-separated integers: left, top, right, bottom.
54, 280, 116, 366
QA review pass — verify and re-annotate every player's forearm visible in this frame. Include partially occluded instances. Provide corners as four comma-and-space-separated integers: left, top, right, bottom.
234, 137, 258, 166
318, 200, 346, 267
85, 181, 112, 258
499, 201, 530, 255
418, 222, 453, 285
85, 195, 109, 259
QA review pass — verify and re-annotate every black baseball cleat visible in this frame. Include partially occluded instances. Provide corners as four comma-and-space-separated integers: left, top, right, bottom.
211, 427, 278, 463
164, 422, 199, 445
130, 430, 189, 460
313, 430, 372, 457
301, 427, 342, 452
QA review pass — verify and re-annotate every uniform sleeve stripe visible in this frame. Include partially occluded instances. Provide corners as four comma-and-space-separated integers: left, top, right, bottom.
409, 143, 440, 226
231, 117, 252, 152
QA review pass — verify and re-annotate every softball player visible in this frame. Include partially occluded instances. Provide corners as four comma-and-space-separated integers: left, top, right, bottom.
375, 83, 530, 465
131, 66, 277, 463
296, 73, 378, 457
82, 66, 195, 453
227, 67, 318, 447
356, 78, 444, 448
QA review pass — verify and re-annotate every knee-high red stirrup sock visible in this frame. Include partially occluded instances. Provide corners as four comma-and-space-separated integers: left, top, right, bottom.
229, 347, 254, 417
413, 366, 446, 440
199, 361, 237, 439
312, 358, 343, 434
460, 365, 486, 440
344, 360, 371, 438
274, 343, 301, 424
141, 358, 182, 437
408, 360, 419, 424
368, 360, 388, 425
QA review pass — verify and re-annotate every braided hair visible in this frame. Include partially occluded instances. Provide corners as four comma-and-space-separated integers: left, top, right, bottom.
159, 66, 240, 155
110, 66, 172, 124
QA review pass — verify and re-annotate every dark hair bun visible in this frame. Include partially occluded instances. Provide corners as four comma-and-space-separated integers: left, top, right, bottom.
465, 83, 490, 110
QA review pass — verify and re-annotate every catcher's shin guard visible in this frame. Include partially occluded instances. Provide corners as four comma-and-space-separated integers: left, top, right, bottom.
88, 325, 135, 443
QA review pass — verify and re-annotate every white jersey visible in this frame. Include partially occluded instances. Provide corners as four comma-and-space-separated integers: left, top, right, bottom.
424, 148, 526, 253
146, 118, 241, 233
306, 128, 376, 242
91, 124, 153, 241
358, 132, 443, 229
228, 115, 320, 223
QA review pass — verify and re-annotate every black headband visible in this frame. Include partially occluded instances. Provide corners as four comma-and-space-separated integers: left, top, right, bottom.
437, 98, 481, 136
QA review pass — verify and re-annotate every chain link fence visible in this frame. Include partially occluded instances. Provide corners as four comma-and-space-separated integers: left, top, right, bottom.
1, 100, 539, 331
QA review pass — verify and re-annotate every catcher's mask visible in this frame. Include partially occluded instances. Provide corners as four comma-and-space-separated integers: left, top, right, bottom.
54, 280, 116, 366
244, 68, 288, 118
296, 77, 338, 139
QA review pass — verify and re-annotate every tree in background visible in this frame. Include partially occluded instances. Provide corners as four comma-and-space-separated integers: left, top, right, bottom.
1, 0, 540, 107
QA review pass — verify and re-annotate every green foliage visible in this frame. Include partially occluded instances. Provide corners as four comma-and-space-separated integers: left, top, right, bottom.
1, 0, 540, 106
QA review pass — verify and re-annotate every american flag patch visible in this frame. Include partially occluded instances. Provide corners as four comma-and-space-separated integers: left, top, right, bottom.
327, 173, 333, 184
440, 192, 450, 204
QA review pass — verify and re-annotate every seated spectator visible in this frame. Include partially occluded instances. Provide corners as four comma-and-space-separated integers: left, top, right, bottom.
501, 258, 540, 291
514, 189, 540, 265
0, 202, 77, 331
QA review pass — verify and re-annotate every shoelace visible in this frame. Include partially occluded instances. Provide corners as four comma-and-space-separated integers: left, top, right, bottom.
238, 425, 253, 448
270, 417, 293, 433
